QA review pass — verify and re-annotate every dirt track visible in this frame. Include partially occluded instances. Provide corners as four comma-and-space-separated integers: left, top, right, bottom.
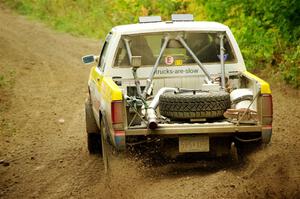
0, 6, 300, 199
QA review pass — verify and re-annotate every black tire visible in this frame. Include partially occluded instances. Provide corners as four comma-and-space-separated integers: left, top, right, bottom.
85, 98, 102, 154
87, 133, 102, 154
159, 91, 231, 119
85, 99, 99, 134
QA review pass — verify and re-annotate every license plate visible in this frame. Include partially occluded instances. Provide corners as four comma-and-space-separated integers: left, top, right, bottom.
179, 136, 209, 152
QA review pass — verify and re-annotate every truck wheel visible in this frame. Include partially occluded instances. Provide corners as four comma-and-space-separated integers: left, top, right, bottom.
87, 133, 102, 154
85, 99, 99, 134
85, 99, 102, 154
159, 91, 231, 119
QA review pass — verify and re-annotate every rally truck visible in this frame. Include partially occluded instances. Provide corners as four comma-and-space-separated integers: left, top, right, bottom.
82, 14, 273, 170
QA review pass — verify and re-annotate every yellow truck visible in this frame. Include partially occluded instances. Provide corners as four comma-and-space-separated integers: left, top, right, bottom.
82, 15, 273, 170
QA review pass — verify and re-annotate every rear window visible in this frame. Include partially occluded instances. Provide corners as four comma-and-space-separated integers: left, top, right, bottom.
114, 32, 236, 67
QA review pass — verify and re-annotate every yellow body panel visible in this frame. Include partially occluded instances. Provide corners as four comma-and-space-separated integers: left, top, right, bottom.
242, 71, 271, 94
102, 78, 123, 101
89, 66, 122, 103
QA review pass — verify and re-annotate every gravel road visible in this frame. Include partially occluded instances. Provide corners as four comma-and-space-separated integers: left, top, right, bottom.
0, 5, 299, 199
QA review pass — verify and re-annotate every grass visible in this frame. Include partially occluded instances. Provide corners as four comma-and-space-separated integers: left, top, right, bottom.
3, 0, 115, 38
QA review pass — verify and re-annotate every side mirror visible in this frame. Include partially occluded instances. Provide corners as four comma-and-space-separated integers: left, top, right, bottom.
82, 55, 99, 64
131, 56, 142, 68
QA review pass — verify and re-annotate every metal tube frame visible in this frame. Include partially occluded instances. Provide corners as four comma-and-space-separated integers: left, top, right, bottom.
124, 38, 142, 97
142, 36, 170, 98
219, 33, 226, 89
132, 68, 142, 97
124, 38, 133, 63
176, 35, 213, 84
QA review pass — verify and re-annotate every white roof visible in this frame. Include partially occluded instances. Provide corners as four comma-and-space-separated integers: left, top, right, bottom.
112, 21, 229, 35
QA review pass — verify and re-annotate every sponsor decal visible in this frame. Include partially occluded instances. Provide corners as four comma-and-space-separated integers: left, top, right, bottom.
175, 59, 183, 66
165, 56, 174, 65
155, 68, 199, 75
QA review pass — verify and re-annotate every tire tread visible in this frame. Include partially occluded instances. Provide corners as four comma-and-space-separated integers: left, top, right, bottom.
159, 91, 231, 119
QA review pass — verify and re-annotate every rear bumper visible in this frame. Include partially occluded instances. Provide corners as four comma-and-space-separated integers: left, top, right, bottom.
125, 122, 262, 136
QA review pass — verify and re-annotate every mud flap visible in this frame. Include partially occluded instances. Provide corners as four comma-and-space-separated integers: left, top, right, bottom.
100, 115, 112, 174
101, 111, 126, 151
261, 126, 272, 144
85, 99, 99, 134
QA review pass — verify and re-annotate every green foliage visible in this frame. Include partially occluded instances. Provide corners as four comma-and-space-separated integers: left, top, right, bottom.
4, 0, 115, 38
202, 0, 299, 87
4, 0, 300, 87
206, 3, 268, 69
279, 44, 300, 88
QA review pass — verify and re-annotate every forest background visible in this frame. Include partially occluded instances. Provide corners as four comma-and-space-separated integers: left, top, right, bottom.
3, 0, 299, 87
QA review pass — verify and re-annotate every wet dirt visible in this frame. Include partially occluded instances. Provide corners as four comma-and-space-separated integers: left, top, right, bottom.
0, 5, 299, 199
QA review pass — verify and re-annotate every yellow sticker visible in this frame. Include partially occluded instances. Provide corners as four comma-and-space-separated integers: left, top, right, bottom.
175, 59, 183, 66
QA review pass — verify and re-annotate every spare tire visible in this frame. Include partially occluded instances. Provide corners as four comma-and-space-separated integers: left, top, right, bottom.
159, 91, 231, 119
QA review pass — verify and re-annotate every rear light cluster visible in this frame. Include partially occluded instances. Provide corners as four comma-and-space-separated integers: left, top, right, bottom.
111, 100, 125, 149
111, 101, 123, 125
261, 94, 273, 125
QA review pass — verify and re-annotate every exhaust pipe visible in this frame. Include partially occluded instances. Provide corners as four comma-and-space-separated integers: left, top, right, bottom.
147, 87, 178, 129
147, 108, 158, 129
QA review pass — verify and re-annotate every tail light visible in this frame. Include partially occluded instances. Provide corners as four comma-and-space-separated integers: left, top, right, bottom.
111, 100, 123, 125
111, 100, 125, 149
261, 94, 273, 125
